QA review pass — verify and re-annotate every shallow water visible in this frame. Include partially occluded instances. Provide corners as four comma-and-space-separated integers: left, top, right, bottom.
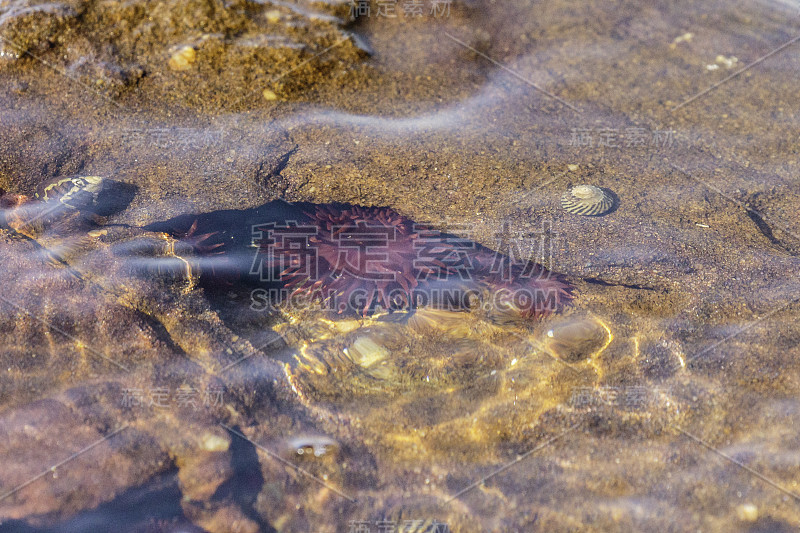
2, 0, 800, 531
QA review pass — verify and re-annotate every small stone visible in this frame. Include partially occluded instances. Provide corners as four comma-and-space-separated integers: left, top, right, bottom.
346, 336, 389, 367
169, 46, 196, 71
736, 504, 758, 522
332, 320, 361, 333
544, 317, 611, 363
262, 88, 278, 101
200, 433, 229, 452
671, 32, 693, 45
715, 55, 738, 69
567, 164, 579, 171
264, 9, 282, 23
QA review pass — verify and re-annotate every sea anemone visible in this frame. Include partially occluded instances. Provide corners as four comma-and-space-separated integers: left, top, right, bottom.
274, 204, 460, 315
166, 218, 240, 282
270, 203, 573, 318
471, 253, 574, 321
161, 201, 573, 318
176, 219, 227, 256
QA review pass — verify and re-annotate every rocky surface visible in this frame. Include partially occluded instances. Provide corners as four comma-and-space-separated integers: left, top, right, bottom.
2, 0, 800, 531
0, 0, 369, 107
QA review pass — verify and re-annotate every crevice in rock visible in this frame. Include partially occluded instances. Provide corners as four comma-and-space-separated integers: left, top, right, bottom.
744, 207, 799, 256
581, 276, 663, 292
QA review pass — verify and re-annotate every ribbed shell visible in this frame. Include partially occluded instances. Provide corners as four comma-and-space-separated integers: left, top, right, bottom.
560, 184, 613, 216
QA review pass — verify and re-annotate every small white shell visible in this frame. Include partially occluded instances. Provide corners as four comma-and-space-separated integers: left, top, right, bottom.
286, 435, 338, 458
561, 184, 614, 216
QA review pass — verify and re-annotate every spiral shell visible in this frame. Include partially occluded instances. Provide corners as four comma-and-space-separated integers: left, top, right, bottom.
560, 184, 614, 216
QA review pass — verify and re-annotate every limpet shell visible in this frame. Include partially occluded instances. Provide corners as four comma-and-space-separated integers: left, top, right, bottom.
560, 184, 614, 216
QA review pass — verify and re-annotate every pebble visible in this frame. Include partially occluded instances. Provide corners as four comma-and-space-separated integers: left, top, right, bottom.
200, 433, 230, 452
735, 503, 758, 522
545, 317, 611, 363
169, 46, 196, 71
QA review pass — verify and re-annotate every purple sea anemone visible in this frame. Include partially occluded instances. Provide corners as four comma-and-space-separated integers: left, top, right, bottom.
471, 257, 574, 320
267, 203, 574, 318
158, 201, 573, 318
276, 204, 456, 314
